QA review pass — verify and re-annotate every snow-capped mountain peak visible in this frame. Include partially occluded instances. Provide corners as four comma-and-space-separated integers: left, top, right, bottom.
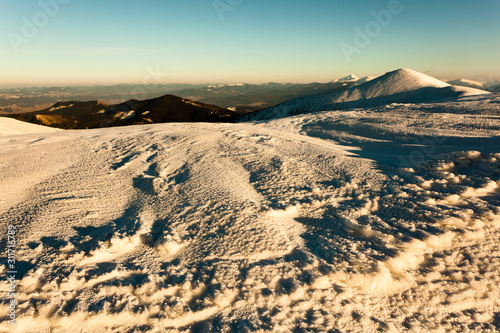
337, 74, 360, 82
243, 68, 490, 121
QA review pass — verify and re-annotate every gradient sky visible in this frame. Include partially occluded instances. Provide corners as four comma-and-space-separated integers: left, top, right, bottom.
0, 0, 499, 87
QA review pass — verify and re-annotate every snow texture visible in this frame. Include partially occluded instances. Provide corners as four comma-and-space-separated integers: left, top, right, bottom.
1, 91, 500, 332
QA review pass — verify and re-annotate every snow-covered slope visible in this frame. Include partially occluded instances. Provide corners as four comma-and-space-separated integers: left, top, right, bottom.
485, 80, 500, 92
450, 85, 492, 96
0, 117, 60, 135
447, 78, 485, 90
1, 96, 500, 332
243, 68, 491, 121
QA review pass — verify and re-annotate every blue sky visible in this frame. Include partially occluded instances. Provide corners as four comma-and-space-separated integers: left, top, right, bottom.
0, 0, 499, 87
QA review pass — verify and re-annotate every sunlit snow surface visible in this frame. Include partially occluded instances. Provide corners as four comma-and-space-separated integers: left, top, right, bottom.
1, 96, 500, 332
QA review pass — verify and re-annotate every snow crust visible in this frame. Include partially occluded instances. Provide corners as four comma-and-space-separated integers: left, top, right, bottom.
1, 95, 500, 332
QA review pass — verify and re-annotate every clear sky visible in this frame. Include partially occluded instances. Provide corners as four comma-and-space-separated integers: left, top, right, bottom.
0, 0, 499, 87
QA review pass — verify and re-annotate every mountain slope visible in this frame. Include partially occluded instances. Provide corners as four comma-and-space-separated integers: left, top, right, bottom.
241, 68, 491, 121
447, 78, 485, 90
5, 94, 239, 129
177, 81, 356, 112
485, 80, 500, 92
0, 117, 60, 135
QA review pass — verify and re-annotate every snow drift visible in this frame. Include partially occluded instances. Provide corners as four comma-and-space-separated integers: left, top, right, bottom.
1, 94, 500, 331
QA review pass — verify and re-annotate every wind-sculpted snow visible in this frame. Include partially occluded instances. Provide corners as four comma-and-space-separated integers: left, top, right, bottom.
0, 100, 500, 332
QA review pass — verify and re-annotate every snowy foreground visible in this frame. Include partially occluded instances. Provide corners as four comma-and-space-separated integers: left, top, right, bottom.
1, 97, 500, 332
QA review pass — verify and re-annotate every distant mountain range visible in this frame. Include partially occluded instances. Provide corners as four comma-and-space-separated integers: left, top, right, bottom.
447, 78, 500, 92
1, 69, 497, 129
0, 81, 359, 115
6, 95, 239, 129
1, 74, 498, 116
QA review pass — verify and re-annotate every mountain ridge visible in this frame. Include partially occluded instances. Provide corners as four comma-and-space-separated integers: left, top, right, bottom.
5, 94, 240, 129
240, 68, 491, 121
